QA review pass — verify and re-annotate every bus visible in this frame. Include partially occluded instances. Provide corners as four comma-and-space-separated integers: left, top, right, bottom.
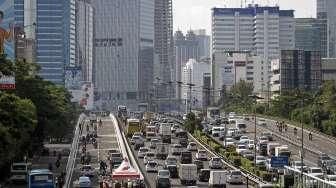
126, 118, 142, 137
28, 169, 55, 188
117, 105, 127, 118
236, 120, 247, 133
207, 107, 220, 120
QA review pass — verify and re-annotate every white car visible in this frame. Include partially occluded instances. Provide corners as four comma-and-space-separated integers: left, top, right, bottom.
146, 160, 158, 172
144, 152, 155, 164
292, 161, 308, 172
150, 138, 160, 149
255, 156, 267, 166
78, 176, 91, 188
236, 145, 248, 155
164, 156, 177, 168
237, 139, 249, 146
224, 137, 236, 148
258, 136, 269, 144
209, 157, 223, 169
240, 135, 249, 140
138, 147, 149, 158
227, 170, 243, 184
130, 135, 141, 145
157, 169, 170, 179
227, 128, 238, 137
325, 175, 336, 184
195, 150, 207, 161
187, 142, 197, 151
307, 167, 324, 179
81, 165, 95, 177
258, 119, 267, 126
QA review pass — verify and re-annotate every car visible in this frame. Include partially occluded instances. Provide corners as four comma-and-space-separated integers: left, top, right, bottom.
155, 177, 171, 188
187, 142, 197, 151
325, 175, 336, 184
144, 152, 155, 164
258, 136, 269, 144
171, 144, 182, 155
81, 165, 95, 177
164, 156, 177, 168
307, 167, 324, 179
209, 157, 223, 169
317, 153, 331, 167
236, 144, 248, 155
179, 138, 188, 147
146, 160, 158, 172
240, 135, 249, 140
258, 119, 267, 126
228, 117, 236, 124
195, 150, 208, 161
167, 165, 178, 178
198, 169, 210, 182
255, 156, 267, 167
130, 135, 141, 145
193, 160, 204, 171
227, 170, 243, 184
242, 150, 254, 161
78, 176, 91, 188
110, 152, 123, 168
292, 161, 308, 172
157, 169, 170, 179
171, 124, 179, 133
138, 147, 149, 158
224, 137, 236, 148
133, 132, 143, 137
181, 151, 193, 164
261, 132, 273, 141
150, 138, 160, 149
212, 127, 221, 137
237, 139, 249, 146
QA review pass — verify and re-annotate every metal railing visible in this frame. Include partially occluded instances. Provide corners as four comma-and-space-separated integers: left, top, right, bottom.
63, 113, 86, 188
284, 166, 336, 188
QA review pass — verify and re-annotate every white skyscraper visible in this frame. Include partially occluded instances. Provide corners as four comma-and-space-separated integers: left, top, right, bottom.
211, 5, 295, 84
92, 0, 154, 110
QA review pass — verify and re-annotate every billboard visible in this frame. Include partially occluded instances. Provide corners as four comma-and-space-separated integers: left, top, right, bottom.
0, 0, 14, 59
65, 66, 82, 90
69, 82, 94, 110
0, 0, 15, 90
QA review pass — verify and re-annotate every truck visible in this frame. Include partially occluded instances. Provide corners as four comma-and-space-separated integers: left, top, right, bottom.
159, 123, 171, 144
209, 170, 227, 188
267, 142, 281, 156
10, 162, 32, 183
179, 164, 198, 186
156, 143, 169, 160
275, 145, 291, 157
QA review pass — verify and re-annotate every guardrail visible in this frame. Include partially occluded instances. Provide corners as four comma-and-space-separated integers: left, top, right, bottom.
171, 116, 266, 186
63, 113, 86, 188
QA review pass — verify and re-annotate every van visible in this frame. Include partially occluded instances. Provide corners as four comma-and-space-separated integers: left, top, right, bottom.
209, 170, 227, 188
235, 121, 247, 133
10, 162, 32, 183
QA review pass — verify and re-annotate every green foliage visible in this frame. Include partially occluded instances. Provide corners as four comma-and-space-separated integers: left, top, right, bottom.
184, 112, 201, 134
0, 56, 77, 175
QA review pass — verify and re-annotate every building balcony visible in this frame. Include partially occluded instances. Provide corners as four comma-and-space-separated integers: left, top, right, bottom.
270, 83, 280, 92
270, 74, 280, 83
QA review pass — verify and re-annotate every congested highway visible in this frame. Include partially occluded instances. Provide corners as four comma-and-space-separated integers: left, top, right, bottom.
126, 114, 249, 188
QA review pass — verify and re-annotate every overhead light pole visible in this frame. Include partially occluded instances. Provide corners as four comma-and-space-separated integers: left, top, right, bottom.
249, 94, 264, 168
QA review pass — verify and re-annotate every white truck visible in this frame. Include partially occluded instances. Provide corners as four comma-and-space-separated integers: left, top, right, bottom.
179, 164, 198, 186
10, 162, 31, 183
267, 142, 281, 156
275, 145, 291, 157
159, 123, 171, 144
209, 170, 228, 188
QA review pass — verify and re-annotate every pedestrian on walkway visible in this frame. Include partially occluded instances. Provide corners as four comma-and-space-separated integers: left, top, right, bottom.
55, 159, 60, 168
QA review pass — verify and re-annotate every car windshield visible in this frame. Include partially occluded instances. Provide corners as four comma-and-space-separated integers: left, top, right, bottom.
190, 142, 196, 146
328, 176, 336, 181
213, 128, 220, 131
132, 136, 140, 140
111, 153, 122, 158
295, 162, 304, 166
231, 171, 241, 175
148, 162, 157, 167
199, 150, 206, 154
238, 145, 246, 149
166, 158, 176, 164
174, 145, 182, 148
159, 170, 169, 176
311, 168, 322, 173
212, 158, 220, 161
257, 156, 265, 160
238, 124, 246, 128
82, 166, 92, 170
12, 165, 27, 170
158, 178, 170, 185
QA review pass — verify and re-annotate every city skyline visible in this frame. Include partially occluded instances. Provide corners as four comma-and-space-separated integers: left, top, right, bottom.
173, 0, 316, 33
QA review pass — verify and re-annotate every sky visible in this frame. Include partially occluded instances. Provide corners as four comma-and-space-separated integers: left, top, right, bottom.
173, 0, 316, 34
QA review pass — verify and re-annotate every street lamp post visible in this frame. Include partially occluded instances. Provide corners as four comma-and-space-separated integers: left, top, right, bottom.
249, 94, 264, 168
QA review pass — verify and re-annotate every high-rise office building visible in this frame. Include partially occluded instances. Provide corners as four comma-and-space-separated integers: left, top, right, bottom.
92, 0, 155, 110
76, 0, 94, 83
15, 0, 76, 84
174, 30, 199, 100
317, 0, 336, 58
154, 0, 174, 99
193, 29, 210, 59
295, 18, 321, 52
271, 50, 322, 95
211, 5, 295, 85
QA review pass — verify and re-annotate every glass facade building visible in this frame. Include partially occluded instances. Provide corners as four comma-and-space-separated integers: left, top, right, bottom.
295, 18, 321, 52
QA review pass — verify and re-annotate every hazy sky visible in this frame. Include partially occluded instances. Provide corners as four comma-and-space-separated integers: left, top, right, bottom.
173, 0, 316, 34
